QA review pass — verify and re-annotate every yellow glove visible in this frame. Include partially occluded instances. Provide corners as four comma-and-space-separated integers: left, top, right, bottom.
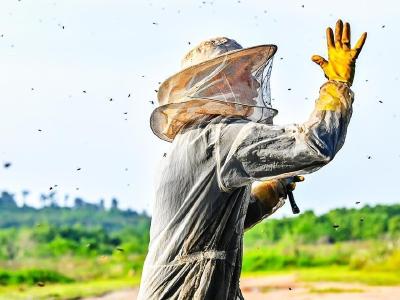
251, 176, 305, 210
312, 20, 367, 86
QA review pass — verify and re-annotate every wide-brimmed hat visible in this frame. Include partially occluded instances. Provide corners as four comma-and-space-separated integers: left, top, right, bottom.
150, 37, 278, 142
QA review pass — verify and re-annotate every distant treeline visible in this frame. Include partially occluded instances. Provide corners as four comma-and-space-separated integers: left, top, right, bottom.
245, 204, 400, 247
0, 191, 149, 232
1, 190, 399, 261
0, 190, 150, 260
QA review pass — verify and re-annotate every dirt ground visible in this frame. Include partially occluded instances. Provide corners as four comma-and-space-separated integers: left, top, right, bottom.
85, 274, 400, 300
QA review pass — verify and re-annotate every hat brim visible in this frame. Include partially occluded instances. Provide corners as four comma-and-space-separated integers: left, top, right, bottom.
150, 99, 278, 142
151, 45, 278, 142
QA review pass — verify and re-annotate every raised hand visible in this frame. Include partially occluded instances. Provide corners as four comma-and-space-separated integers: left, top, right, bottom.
312, 20, 367, 86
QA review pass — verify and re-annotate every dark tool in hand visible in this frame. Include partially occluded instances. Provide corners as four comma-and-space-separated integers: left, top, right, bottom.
288, 190, 300, 214
286, 175, 304, 214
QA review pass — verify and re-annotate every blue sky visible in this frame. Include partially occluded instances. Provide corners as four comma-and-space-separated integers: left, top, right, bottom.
0, 0, 398, 217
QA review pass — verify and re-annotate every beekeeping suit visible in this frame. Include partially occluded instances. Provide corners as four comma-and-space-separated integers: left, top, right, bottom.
138, 20, 366, 299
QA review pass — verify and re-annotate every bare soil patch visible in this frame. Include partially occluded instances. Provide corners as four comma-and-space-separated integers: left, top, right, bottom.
85, 274, 400, 300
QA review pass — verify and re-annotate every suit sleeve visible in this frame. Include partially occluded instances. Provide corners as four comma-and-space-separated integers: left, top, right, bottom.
218, 80, 354, 190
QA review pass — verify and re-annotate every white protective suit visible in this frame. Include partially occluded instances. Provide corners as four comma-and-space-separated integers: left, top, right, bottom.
138, 78, 354, 299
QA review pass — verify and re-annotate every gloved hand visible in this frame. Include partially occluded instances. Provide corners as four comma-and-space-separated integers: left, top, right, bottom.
251, 176, 305, 208
312, 20, 367, 86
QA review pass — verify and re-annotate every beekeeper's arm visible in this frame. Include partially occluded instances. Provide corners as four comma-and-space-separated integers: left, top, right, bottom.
219, 20, 367, 191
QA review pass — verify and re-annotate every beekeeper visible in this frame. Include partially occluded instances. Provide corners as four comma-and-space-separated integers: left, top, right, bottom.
138, 20, 367, 299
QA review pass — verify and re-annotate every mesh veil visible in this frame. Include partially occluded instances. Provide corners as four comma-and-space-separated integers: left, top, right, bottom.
151, 45, 277, 142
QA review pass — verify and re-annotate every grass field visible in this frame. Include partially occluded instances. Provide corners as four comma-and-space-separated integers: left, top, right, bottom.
2, 239, 400, 299
1, 266, 399, 300
0, 277, 139, 300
